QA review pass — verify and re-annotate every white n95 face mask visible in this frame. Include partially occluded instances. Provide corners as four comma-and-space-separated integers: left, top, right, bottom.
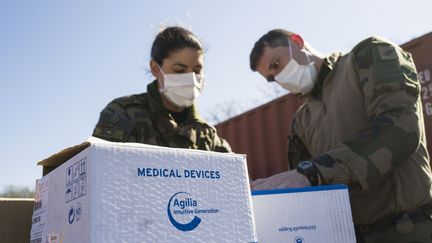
158, 69, 205, 108
274, 41, 317, 94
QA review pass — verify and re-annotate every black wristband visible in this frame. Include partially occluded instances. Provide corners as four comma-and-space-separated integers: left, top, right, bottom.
296, 160, 319, 186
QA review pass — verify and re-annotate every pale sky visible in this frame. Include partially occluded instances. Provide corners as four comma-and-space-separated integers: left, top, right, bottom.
1, 0, 431, 191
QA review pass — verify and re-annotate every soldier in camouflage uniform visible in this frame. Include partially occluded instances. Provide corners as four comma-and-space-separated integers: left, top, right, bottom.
249, 29, 432, 242
93, 26, 231, 153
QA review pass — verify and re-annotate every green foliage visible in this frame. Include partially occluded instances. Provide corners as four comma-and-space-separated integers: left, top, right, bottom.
0, 185, 35, 198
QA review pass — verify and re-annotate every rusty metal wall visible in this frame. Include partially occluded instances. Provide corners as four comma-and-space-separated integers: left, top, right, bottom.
216, 32, 432, 180
216, 95, 301, 179
401, 32, 432, 164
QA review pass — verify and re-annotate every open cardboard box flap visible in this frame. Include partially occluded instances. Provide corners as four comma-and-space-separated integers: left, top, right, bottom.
37, 142, 91, 176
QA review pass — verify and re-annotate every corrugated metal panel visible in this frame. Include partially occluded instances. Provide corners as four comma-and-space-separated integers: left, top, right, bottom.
216, 32, 432, 180
401, 32, 432, 164
217, 95, 301, 179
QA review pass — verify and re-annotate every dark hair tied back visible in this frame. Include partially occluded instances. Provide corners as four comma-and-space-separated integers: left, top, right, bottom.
151, 26, 203, 66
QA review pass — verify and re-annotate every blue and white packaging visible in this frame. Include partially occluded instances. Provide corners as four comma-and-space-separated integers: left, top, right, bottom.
252, 185, 356, 243
30, 137, 257, 243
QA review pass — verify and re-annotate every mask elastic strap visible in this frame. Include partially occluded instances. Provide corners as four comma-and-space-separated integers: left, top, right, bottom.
156, 65, 166, 92
304, 50, 311, 64
289, 38, 312, 64
288, 39, 293, 59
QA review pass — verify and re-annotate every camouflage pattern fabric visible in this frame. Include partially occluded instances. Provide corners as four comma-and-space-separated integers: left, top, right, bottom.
289, 37, 432, 226
93, 80, 231, 153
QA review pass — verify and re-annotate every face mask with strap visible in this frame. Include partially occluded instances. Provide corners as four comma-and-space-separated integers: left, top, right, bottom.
274, 40, 317, 94
157, 66, 205, 108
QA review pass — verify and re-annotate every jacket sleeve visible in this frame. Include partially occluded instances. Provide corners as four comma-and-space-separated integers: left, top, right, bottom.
92, 100, 136, 142
288, 113, 312, 170
211, 132, 232, 153
313, 37, 422, 190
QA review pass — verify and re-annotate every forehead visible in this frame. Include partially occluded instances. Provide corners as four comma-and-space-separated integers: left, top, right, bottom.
165, 47, 204, 64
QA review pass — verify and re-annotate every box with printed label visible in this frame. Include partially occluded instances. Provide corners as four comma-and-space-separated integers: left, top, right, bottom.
252, 185, 356, 243
30, 137, 257, 243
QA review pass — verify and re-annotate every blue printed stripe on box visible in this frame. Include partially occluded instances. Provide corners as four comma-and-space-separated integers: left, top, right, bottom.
251, 184, 347, 196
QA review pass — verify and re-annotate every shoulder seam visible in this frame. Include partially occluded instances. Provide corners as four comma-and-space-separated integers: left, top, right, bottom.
112, 93, 147, 109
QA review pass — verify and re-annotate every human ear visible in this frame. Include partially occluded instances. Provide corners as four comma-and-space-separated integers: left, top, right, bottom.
150, 60, 162, 79
290, 34, 304, 49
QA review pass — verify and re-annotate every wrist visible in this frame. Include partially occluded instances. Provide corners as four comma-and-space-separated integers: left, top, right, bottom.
296, 160, 320, 186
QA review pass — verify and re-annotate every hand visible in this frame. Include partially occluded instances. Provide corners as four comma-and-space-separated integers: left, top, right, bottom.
251, 170, 311, 191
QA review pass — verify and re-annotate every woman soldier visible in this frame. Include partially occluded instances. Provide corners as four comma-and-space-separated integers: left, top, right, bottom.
93, 26, 231, 152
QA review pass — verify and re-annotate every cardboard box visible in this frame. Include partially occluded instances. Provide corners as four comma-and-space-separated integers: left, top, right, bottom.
30, 137, 257, 243
252, 185, 356, 243
0, 198, 34, 243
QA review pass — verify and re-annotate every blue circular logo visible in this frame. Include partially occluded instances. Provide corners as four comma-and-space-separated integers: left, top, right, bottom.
295, 236, 304, 243
167, 192, 201, 232
68, 206, 75, 224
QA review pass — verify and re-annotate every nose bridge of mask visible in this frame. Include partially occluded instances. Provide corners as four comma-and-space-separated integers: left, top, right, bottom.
165, 72, 197, 87
158, 65, 197, 89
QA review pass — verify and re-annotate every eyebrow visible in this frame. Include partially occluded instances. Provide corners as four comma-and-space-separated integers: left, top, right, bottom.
172, 63, 203, 70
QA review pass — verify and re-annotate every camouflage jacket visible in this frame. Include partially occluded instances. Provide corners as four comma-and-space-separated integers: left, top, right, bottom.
93, 81, 231, 153
288, 37, 432, 225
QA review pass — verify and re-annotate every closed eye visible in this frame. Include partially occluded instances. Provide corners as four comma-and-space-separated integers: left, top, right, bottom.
270, 60, 280, 70
172, 63, 188, 73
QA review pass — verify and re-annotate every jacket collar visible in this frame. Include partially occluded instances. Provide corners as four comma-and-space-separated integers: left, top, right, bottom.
305, 52, 342, 101
146, 80, 203, 142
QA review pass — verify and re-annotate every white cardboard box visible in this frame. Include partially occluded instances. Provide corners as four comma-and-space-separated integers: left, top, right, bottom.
252, 185, 356, 243
30, 137, 257, 243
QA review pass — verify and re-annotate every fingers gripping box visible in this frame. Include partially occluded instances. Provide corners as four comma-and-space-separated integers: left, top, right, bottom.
30, 137, 257, 243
